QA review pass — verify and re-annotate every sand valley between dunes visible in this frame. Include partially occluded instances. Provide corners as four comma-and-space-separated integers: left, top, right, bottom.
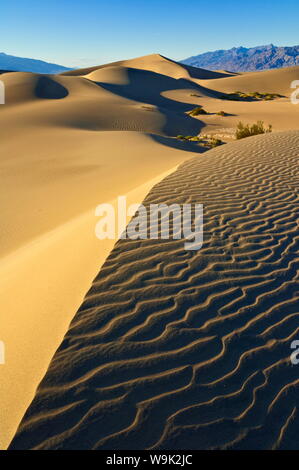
1, 53, 299, 449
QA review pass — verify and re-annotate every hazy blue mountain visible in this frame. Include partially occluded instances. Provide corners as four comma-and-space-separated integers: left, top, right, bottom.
182, 44, 299, 72
0, 52, 71, 74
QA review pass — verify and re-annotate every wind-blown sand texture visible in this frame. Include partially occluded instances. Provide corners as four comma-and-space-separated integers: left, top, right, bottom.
10, 130, 299, 450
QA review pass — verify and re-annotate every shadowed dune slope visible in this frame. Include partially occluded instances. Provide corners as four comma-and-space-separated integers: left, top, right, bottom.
10, 130, 299, 450
1, 68, 203, 136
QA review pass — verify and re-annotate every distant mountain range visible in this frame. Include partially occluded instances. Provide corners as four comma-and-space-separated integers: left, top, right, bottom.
0, 52, 71, 74
182, 44, 299, 72
3, 44, 299, 75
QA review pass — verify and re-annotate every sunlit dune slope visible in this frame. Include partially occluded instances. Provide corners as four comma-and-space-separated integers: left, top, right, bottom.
201, 65, 299, 96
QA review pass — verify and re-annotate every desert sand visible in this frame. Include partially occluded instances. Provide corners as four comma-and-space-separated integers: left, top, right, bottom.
9, 130, 299, 450
1, 54, 299, 449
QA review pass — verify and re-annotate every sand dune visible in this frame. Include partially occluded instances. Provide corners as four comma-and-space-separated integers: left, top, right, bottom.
2, 54, 298, 137
62, 53, 234, 80
202, 65, 299, 96
2, 52, 299, 449
9, 130, 299, 450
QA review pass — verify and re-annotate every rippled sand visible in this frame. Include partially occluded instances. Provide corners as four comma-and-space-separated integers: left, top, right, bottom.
10, 130, 299, 450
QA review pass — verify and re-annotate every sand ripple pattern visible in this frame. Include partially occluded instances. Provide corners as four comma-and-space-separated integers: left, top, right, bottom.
10, 131, 299, 449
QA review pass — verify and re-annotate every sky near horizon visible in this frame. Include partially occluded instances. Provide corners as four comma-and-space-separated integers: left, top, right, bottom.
1, 0, 299, 67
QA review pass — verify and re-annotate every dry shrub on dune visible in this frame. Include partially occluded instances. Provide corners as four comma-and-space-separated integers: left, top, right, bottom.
236, 121, 272, 139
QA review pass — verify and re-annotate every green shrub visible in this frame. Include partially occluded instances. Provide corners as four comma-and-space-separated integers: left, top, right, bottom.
189, 106, 208, 116
176, 135, 187, 140
264, 94, 275, 100
176, 134, 224, 148
209, 138, 224, 147
201, 137, 224, 148
200, 136, 224, 148
235, 121, 273, 140
217, 110, 227, 116
221, 91, 284, 102
176, 135, 199, 141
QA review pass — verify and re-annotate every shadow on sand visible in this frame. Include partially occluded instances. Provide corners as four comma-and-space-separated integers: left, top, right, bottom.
93, 67, 206, 137
150, 134, 209, 154
35, 76, 69, 100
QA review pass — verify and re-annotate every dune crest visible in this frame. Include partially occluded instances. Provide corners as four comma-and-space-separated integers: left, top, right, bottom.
62, 53, 233, 80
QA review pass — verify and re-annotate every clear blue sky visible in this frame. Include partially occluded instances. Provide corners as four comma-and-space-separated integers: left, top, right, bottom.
1, 0, 299, 67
